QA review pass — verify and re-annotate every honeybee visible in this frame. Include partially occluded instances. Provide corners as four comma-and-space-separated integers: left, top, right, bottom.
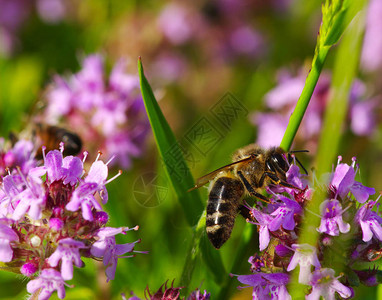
34, 124, 82, 157
189, 144, 307, 249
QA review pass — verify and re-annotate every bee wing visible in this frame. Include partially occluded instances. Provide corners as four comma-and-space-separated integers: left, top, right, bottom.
188, 156, 256, 192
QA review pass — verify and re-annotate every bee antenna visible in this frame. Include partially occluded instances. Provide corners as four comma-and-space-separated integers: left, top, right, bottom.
289, 149, 309, 153
295, 156, 308, 175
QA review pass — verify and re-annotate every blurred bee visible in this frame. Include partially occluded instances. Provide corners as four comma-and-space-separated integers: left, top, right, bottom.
189, 144, 307, 249
33, 124, 82, 157
10, 124, 83, 158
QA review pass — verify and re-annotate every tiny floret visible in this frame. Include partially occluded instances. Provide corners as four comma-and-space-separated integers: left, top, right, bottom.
317, 199, 350, 236
355, 201, 382, 242
0, 223, 19, 262
27, 268, 66, 300
47, 238, 86, 280
21, 262, 38, 277
90, 227, 140, 281
286, 244, 321, 284
306, 268, 352, 300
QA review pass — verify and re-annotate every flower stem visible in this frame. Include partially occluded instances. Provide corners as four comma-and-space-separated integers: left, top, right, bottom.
280, 45, 330, 152
289, 6, 367, 299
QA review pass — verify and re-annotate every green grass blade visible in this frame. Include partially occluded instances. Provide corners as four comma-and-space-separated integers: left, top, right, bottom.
138, 58, 226, 286
138, 57, 203, 226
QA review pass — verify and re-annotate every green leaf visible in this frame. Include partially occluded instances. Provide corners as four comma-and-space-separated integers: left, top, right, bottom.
138, 58, 226, 286
138, 57, 203, 226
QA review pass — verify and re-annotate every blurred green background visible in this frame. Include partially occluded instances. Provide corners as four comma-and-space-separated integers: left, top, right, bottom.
1, 0, 382, 299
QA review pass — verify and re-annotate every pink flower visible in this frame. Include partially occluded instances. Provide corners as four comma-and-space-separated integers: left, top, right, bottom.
361, 0, 382, 72
317, 199, 350, 236
234, 272, 291, 300
286, 244, 321, 284
65, 157, 117, 220
90, 227, 140, 281
355, 201, 382, 242
157, 3, 195, 45
0, 223, 19, 262
306, 268, 352, 300
30, 149, 83, 186
42, 54, 150, 170
330, 159, 375, 203
251, 113, 287, 148
249, 208, 274, 251
27, 268, 67, 300
11, 175, 46, 221
0, 147, 144, 298
65, 182, 103, 221
47, 238, 86, 280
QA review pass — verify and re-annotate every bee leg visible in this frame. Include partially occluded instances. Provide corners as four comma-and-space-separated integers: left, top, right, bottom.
237, 171, 270, 203
238, 205, 253, 220
260, 172, 301, 190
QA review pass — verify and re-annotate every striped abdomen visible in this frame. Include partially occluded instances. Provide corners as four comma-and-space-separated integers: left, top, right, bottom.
206, 177, 245, 249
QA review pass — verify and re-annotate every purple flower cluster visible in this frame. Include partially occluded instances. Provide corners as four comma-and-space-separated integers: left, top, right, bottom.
143, 0, 273, 87
234, 155, 381, 299
252, 70, 378, 149
157, 1, 265, 63
0, 146, 143, 300
41, 54, 150, 169
124, 281, 210, 300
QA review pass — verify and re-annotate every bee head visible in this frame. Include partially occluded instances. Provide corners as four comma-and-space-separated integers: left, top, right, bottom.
61, 132, 82, 156
267, 152, 289, 173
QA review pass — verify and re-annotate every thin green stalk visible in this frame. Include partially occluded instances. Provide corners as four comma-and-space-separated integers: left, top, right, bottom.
289, 4, 367, 299
280, 0, 363, 152
296, 0, 367, 260
280, 45, 330, 152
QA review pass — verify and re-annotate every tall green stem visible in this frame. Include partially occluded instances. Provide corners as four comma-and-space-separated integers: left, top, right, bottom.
289, 5, 367, 299
280, 46, 330, 152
